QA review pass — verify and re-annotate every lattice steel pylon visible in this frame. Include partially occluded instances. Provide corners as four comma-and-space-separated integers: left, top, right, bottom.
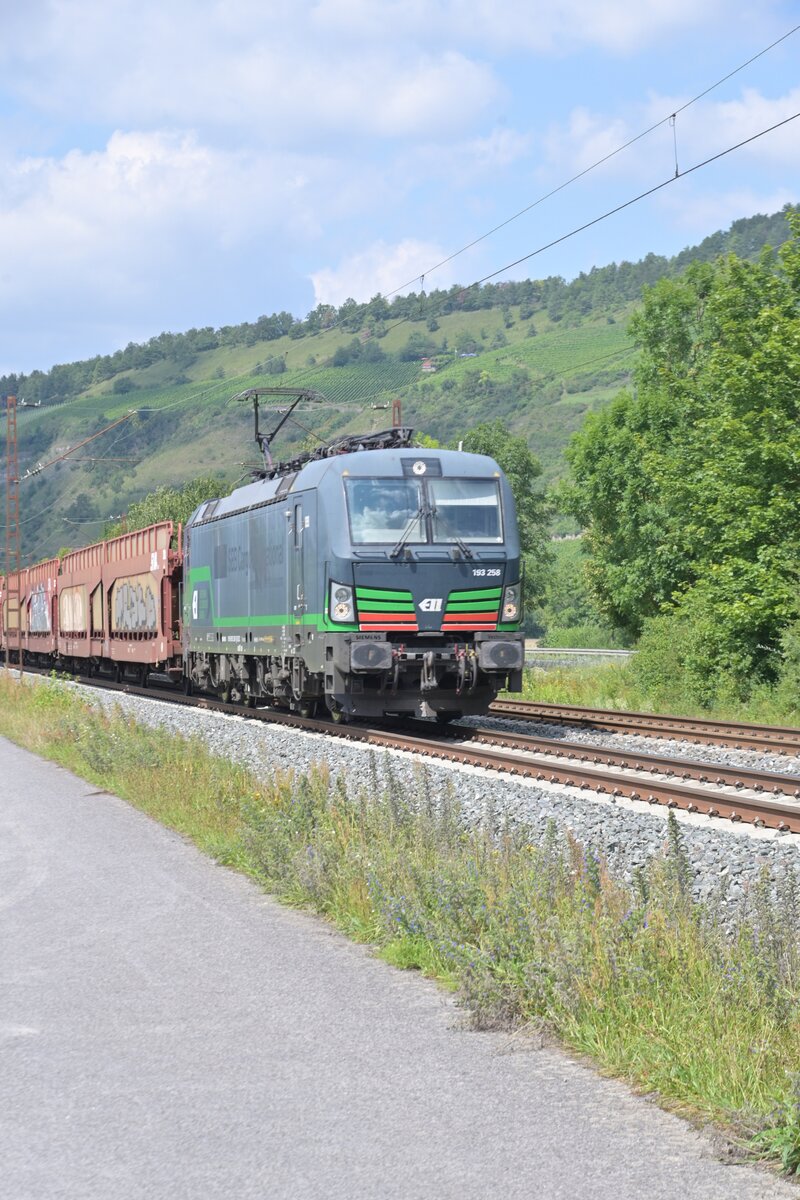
4, 395, 22, 676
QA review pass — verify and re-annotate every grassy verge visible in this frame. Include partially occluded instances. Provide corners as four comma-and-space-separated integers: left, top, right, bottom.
518, 661, 800, 727
2, 673, 800, 1175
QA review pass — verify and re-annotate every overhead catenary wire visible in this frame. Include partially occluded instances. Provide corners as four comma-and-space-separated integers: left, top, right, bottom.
220, 23, 800, 404
1, 413, 156, 572
381, 21, 800, 300
259, 107, 799, 434
469, 110, 800, 288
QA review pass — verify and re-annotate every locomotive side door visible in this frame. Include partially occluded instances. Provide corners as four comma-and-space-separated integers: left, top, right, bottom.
288, 499, 306, 624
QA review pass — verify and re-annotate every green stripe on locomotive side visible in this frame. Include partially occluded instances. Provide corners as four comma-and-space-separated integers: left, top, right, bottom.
186, 565, 325, 628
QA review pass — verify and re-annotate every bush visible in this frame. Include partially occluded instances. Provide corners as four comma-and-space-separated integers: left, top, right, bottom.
771, 621, 800, 719
632, 607, 753, 711
540, 623, 629, 650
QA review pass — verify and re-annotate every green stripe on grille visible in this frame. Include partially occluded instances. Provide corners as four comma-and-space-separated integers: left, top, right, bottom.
358, 600, 415, 612
447, 587, 502, 601
446, 601, 499, 612
356, 587, 414, 602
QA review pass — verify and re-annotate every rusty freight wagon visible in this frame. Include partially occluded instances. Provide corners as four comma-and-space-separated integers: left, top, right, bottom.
57, 522, 184, 679
1, 522, 184, 681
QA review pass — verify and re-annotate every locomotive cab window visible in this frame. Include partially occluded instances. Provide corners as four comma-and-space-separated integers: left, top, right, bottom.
345, 478, 425, 544
344, 476, 503, 545
430, 479, 502, 544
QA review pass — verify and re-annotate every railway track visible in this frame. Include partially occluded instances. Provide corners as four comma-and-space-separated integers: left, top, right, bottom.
490, 699, 800, 755
9, 666, 799, 836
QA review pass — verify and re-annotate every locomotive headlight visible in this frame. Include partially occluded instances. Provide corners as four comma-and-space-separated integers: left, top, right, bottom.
330, 581, 355, 623
502, 584, 520, 622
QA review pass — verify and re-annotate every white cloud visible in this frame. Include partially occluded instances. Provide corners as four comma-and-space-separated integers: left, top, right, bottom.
311, 0, 725, 53
542, 107, 635, 177
467, 128, 533, 170
310, 239, 457, 306
0, 2, 498, 143
0, 131, 360, 332
701, 87, 800, 164
406, 125, 533, 192
0, 0, 739, 154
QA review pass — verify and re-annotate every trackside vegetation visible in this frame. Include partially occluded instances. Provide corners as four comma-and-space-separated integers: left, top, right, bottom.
516, 648, 800, 727
561, 216, 800, 710
2, 672, 800, 1175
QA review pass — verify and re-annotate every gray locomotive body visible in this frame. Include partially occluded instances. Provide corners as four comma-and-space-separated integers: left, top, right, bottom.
184, 440, 525, 719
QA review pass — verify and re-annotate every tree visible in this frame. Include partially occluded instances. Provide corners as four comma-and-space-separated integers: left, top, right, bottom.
562, 217, 800, 701
398, 331, 440, 361
105, 476, 228, 540
459, 420, 552, 609
531, 538, 629, 647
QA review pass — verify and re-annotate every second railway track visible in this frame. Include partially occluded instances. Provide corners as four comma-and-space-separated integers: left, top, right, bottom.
13, 666, 800, 837
490, 699, 800, 755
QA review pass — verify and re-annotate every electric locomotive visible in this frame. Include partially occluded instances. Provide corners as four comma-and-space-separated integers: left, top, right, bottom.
183, 426, 525, 719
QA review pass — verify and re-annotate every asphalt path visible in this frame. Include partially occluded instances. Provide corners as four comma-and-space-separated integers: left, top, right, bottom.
0, 735, 794, 1199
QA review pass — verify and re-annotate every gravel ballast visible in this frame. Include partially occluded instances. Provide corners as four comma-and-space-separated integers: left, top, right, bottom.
40, 678, 800, 910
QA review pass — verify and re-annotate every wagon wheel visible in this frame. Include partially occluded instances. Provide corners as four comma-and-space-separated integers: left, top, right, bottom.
326, 701, 348, 724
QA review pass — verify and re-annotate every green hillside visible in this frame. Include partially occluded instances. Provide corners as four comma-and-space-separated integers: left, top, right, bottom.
4, 204, 796, 564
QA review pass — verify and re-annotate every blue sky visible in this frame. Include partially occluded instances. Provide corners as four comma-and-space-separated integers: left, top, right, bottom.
0, 0, 798, 376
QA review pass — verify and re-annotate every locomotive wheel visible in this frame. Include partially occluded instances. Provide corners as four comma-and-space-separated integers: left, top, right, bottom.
297, 699, 317, 719
327, 701, 348, 724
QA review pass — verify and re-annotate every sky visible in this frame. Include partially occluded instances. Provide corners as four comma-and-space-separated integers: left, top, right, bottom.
0, 0, 798, 377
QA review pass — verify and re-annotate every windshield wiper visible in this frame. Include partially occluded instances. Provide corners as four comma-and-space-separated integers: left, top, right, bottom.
390, 505, 426, 559
432, 507, 474, 559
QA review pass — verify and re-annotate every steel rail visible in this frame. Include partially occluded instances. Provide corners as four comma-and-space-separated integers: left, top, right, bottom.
490, 700, 800, 754
436, 723, 800, 798
6, 666, 800, 834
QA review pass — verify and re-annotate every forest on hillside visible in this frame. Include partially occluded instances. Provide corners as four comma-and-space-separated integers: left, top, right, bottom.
1, 205, 795, 406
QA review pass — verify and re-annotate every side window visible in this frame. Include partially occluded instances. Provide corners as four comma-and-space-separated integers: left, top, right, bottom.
213, 542, 228, 579
293, 503, 303, 549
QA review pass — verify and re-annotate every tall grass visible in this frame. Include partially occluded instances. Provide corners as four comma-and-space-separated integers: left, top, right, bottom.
2, 672, 800, 1173
518, 662, 800, 727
